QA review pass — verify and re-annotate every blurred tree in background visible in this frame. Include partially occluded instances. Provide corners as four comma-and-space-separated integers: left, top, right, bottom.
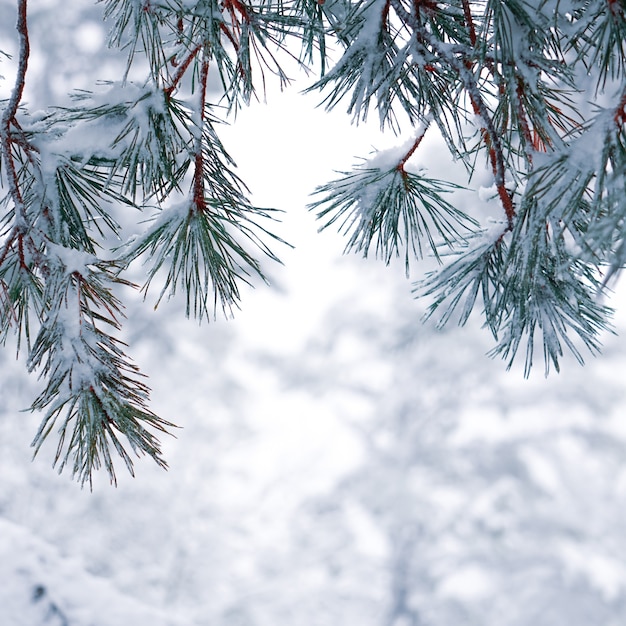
1, 0, 626, 483
3, 260, 626, 625
283, 295, 626, 626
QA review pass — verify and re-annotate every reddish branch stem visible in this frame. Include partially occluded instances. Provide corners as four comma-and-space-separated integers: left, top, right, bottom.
469, 92, 516, 229
1, 0, 30, 228
615, 88, 626, 126
412, 0, 438, 17
0, 0, 33, 274
516, 78, 535, 161
3, 0, 29, 122
397, 114, 433, 172
382, 0, 391, 27
165, 43, 202, 97
221, 0, 251, 44
457, 73, 516, 230
219, 22, 241, 52
228, 0, 251, 19
461, 0, 477, 46
220, 0, 253, 84
388, 0, 515, 231
192, 51, 210, 213
459, 0, 515, 211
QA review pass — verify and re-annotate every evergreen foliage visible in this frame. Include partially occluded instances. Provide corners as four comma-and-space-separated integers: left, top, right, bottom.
1, 0, 625, 483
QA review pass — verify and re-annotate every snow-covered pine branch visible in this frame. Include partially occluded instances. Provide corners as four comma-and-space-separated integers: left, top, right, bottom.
1, 0, 625, 482
311, 0, 625, 375
0, 0, 296, 484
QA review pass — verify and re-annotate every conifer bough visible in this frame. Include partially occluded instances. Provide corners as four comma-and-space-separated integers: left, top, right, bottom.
1, 0, 625, 484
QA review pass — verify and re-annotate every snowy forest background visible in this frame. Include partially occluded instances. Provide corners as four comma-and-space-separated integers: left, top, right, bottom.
2, 1, 626, 624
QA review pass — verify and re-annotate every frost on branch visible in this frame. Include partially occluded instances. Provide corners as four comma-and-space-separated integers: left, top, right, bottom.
310, 149, 476, 271
0, 0, 293, 484
28, 255, 173, 488
311, 0, 626, 376
1, 0, 626, 483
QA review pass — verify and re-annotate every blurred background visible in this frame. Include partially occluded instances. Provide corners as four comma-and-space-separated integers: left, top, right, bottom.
2, 2, 626, 624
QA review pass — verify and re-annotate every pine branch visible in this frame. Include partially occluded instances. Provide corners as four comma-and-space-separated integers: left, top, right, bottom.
2, 0, 626, 484
28, 258, 174, 488
310, 0, 623, 374
310, 117, 477, 271
1, 0, 30, 230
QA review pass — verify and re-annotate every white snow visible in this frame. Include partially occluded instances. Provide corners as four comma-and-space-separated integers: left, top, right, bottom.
0, 519, 185, 626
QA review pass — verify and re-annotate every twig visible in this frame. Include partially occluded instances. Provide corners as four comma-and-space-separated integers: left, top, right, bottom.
614, 87, 626, 126
165, 43, 202, 97
461, 0, 477, 46
192, 49, 210, 213
0, 0, 30, 230
390, 0, 515, 230
396, 112, 433, 173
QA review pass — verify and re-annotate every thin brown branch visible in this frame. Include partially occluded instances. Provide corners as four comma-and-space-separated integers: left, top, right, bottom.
2, 0, 29, 123
608, 0, 623, 17
468, 91, 515, 230
1, 0, 30, 229
382, 0, 391, 28
165, 43, 202, 97
192, 50, 210, 213
461, 0, 477, 46
219, 21, 241, 52
389, 0, 515, 230
412, 0, 439, 18
615, 87, 626, 126
224, 0, 251, 23
515, 78, 535, 163
396, 113, 433, 172
453, 68, 515, 230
